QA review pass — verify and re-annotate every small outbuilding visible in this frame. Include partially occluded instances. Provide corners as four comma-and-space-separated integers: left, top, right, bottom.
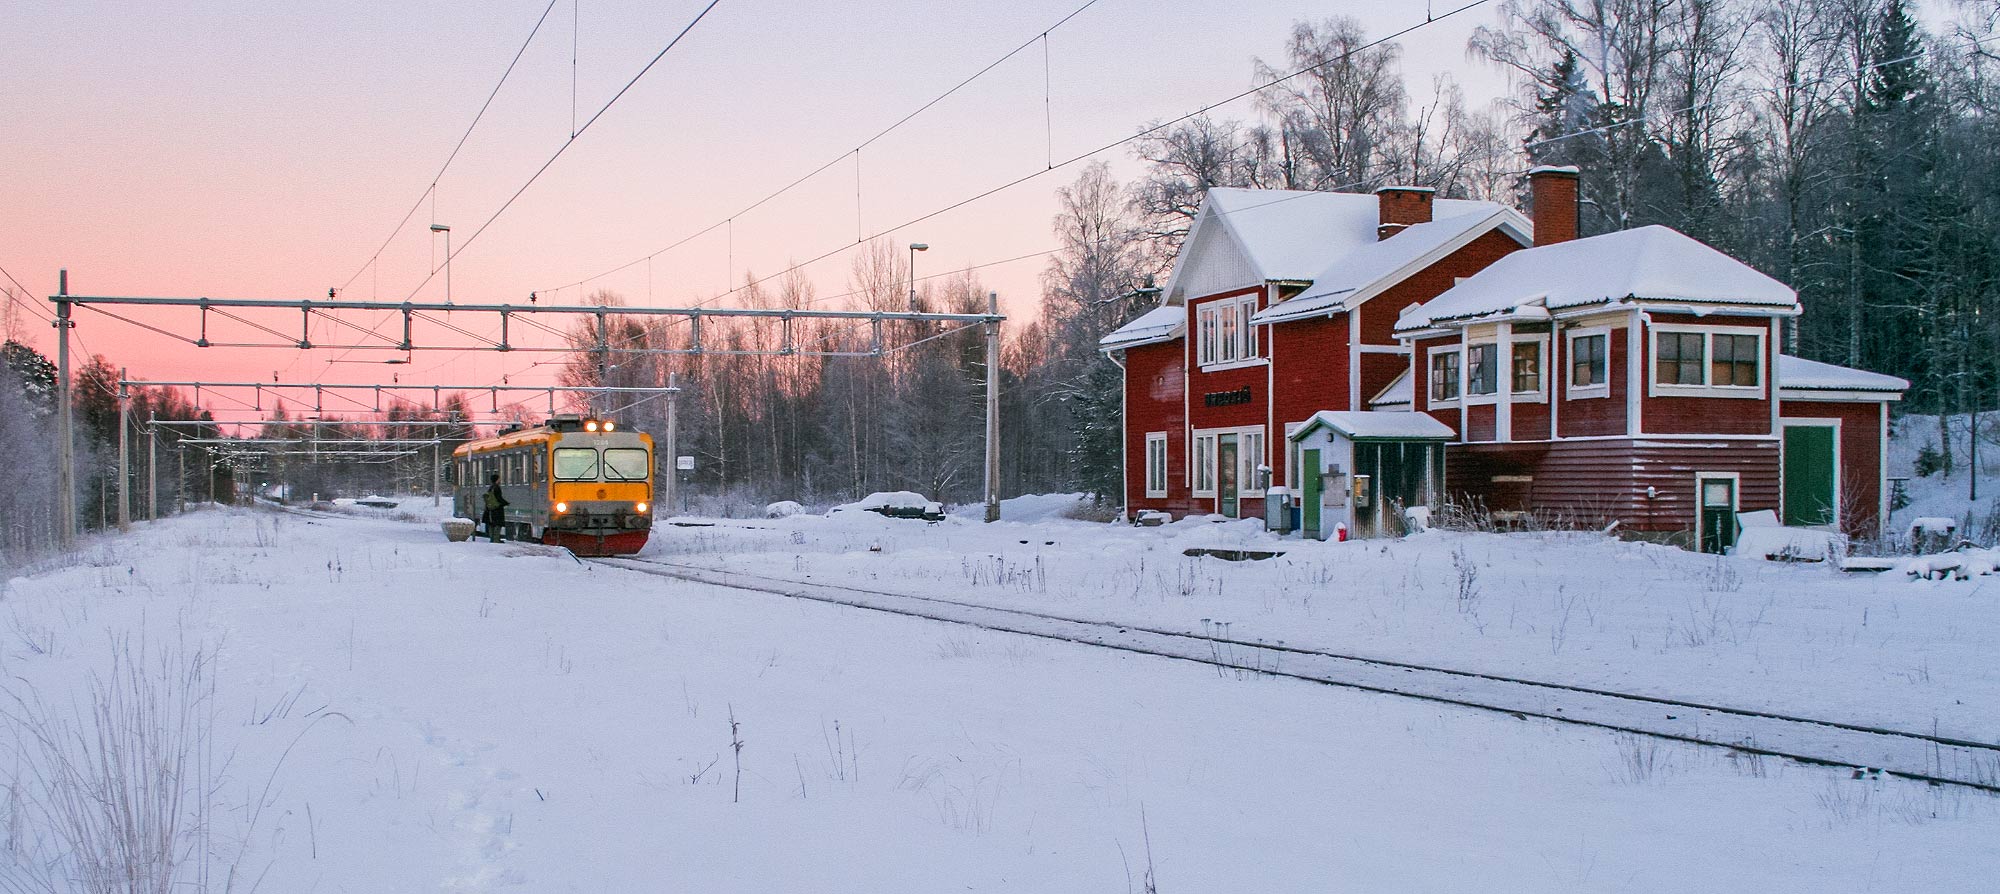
1287, 410, 1455, 539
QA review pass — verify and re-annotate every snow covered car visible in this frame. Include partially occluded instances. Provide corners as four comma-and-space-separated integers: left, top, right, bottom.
829, 491, 945, 521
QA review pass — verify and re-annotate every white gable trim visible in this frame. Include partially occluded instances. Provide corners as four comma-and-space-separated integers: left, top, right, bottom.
1164, 203, 1263, 304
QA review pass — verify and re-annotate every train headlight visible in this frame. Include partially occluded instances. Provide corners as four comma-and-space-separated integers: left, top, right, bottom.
554, 502, 568, 514
604, 421, 616, 431
635, 501, 648, 514
585, 420, 600, 432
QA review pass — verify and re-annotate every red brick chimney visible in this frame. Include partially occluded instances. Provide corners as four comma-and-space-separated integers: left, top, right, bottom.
1528, 165, 1579, 246
1375, 185, 1435, 240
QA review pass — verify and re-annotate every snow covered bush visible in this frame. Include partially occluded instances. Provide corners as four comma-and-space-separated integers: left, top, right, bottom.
0, 637, 236, 893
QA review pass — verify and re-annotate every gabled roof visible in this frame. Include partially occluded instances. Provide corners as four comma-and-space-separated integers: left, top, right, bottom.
1168, 188, 1509, 301
1253, 207, 1531, 325
1397, 225, 1799, 332
1098, 305, 1185, 352
1367, 368, 1414, 409
1289, 409, 1455, 441
1777, 354, 1908, 394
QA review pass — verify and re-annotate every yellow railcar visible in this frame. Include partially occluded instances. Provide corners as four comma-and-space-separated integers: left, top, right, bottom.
452, 414, 654, 555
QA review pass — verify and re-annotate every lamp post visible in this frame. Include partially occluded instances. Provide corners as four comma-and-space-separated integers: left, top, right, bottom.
430, 224, 452, 302
907, 242, 928, 312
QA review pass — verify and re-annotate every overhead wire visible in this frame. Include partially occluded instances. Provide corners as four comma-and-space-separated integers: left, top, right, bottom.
538, 0, 1111, 298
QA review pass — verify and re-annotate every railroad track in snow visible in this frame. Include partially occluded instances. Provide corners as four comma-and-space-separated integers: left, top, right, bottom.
595, 555, 2000, 793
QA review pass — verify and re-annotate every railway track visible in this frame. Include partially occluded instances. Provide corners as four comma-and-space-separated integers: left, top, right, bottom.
595, 555, 2000, 793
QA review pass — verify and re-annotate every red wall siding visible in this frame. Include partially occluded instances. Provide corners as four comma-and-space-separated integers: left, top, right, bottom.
1639, 313, 1776, 437
1465, 404, 1497, 442
1359, 230, 1525, 344
1555, 324, 1629, 437
1122, 339, 1190, 515
1512, 399, 1552, 440
1271, 314, 1349, 425
1448, 438, 1780, 539
1781, 399, 1888, 537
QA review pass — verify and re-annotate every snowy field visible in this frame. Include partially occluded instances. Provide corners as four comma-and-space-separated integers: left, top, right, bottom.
660, 502, 2000, 746
2, 504, 1997, 890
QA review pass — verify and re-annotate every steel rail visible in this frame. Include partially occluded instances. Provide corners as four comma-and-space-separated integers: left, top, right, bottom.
595, 555, 2000, 792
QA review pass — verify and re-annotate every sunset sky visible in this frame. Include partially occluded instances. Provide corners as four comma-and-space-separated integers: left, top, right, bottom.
5, 0, 1528, 412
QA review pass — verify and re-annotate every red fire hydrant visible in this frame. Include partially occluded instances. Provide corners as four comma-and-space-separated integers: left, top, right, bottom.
1335, 522, 1349, 542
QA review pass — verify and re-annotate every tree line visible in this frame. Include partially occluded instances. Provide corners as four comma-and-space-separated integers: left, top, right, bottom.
6, 0, 1995, 533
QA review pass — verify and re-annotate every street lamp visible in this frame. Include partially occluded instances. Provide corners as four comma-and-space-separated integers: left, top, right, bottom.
429, 224, 452, 302
907, 242, 929, 312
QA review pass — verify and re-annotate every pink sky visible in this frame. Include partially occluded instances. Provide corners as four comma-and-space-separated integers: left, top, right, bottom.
4, 0, 1519, 418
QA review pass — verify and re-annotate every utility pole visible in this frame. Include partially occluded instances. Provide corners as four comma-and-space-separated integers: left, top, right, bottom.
984, 291, 1000, 523
117, 370, 131, 531
663, 372, 681, 517
177, 447, 186, 515
147, 411, 158, 521
432, 441, 441, 507
54, 270, 75, 549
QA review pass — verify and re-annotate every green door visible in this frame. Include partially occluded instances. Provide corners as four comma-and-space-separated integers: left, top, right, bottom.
1783, 425, 1837, 527
1301, 448, 1322, 536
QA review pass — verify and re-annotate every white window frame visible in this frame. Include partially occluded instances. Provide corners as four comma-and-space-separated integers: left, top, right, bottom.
1191, 425, 1266, 499
1242, 428, 1266, 498
1464, 341, 1501, 403
1191, 433, 1217, 497
1195, 294, 1264, 372
1283, 421, 1304, 491
1144, 432, 1169, 498
1648, 324, 1766, 399
1427, 345, 1462, 406
1509, 337, 1550, 402
1566, 326, 1612, 400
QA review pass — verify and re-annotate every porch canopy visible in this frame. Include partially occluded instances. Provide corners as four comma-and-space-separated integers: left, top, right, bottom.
1288, 410, 1456, 443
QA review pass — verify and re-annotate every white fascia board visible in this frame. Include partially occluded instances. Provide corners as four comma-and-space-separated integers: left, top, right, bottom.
1778, 388, 1905, 403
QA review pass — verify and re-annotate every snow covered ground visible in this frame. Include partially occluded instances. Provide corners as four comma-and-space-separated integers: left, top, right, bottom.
1888, 413, 1999, 540
3, 505, 1997, 890
657, 503, 2000, 745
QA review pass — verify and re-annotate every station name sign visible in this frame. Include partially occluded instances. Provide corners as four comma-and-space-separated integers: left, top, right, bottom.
1203, 386, 1253, 407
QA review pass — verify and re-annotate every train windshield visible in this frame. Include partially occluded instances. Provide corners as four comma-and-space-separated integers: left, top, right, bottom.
603, 448, 650, 482
553, 448, 600, 481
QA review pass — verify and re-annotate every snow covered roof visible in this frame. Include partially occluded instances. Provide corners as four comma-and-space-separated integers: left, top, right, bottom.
1777, 354, 1908, 394
1098, 305, 1185, 351
1367, 369, 1413, 409
1289, 410, 1455, 441
1189, 188, 1508, 286
1397, 225, 1799, 331
1253, 207, 1529, 324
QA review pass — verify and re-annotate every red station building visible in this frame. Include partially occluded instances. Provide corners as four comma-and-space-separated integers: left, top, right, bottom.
1102, 168, 1907, 550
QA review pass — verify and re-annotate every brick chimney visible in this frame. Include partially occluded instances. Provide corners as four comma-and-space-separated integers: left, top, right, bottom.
1375, 185, 1435, 240
1528, 165, 1580, 246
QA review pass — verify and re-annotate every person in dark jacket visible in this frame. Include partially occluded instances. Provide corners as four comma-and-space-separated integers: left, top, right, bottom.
482, 474, 508, 542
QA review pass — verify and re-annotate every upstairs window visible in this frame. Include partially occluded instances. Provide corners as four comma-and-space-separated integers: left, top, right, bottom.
1652, 327, 1764, 394
1712, 334, 1760, 386
1429, 351, 1461, 402
1570, 333, 1607, 388
1466, 344, 1499, 396
1512, 342, 1542, 394
1195, 295, 1260, 368
1656, 332, 1705, 385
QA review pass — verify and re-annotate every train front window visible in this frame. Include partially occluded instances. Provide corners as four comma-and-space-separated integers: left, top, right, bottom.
603, 448, 649, 482
553, 448, 600, 481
